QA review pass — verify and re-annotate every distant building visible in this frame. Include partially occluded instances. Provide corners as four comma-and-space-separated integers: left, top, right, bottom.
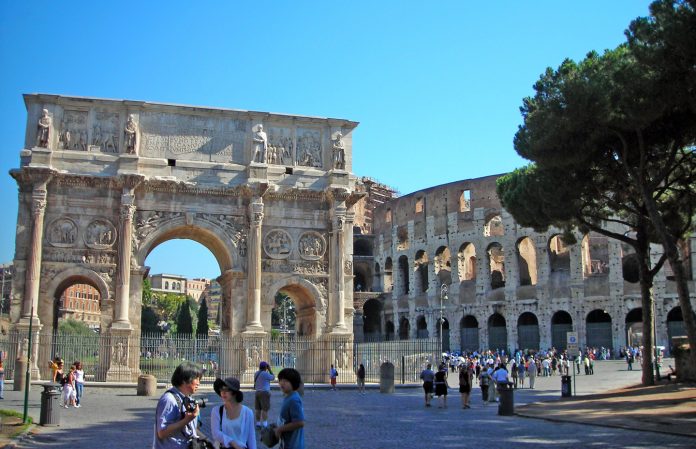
186, 278, 211, 302
150, 274, 187, 295
200, 280, 222, 324
59, 284, 101, 329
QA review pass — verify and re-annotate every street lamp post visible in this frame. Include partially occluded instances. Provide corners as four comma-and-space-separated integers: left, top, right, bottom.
440, 284, 448, 353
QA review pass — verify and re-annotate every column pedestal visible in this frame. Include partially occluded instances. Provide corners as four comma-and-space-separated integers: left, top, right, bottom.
106, 328, 134, 381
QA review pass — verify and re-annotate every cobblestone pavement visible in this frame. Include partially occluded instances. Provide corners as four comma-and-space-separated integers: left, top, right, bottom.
3, 361, 694, 449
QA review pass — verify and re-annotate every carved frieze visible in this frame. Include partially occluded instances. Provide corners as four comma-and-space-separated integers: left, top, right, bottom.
59, 110, 89, 151
267, 126, 294, 165
261, 259, 327, 274
84, 219, 117, 249
294, 261, 327, 274
139, 112, 246, 162
132, 211, 183, 250
198, 214, 246, 240
308, 277, 328, 298
296, 128, 322, 168
47, 217, 78, 247
263, 229, 292, 259
298, 232, 326, 260
91, 110, 119, 153
43, 248, 117, 265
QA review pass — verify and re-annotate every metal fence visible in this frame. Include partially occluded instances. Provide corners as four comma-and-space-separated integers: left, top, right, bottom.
0, 330, 441, 385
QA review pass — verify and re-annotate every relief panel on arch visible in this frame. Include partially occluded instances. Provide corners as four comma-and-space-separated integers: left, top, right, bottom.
267, 126, 294, 166
47, 216, 79, 248
263, 229, 293, 259
296, 128, 322, 168
138, 112, 247, 163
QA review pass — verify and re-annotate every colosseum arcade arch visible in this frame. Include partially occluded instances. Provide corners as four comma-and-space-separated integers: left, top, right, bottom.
434, 246, 451, 286
517, 312, 540, 351
488, 313, 507, 351
399, 316, 410, 340
460, 315, 479, 352
667, 307, 685, 346
11, 94, 359, 381
551, 310, 573, 350
586, 309, 613, 349
362, 298, 382, 341
625, 308, 643, 347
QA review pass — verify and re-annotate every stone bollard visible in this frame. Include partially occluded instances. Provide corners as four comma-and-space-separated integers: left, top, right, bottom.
137, 374, 157, 396
380, 362, 395, 394
14, 358, 26, 392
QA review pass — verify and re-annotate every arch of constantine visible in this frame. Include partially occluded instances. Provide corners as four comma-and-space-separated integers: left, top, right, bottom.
10, 94, 360, 381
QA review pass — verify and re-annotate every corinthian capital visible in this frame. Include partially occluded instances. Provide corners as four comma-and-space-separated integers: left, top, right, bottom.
120, 204, 136, 221
31, 197, 47, 217
249, 199, 264, 227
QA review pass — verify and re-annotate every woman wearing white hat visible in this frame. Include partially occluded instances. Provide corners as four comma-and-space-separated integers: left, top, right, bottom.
211, 377, 257, 449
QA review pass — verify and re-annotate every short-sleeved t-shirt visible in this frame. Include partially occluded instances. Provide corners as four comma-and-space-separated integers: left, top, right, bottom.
153, 388, 196, 449
254, 370, 275, 392
279, 391, 305, 449
420, 369, 435, 383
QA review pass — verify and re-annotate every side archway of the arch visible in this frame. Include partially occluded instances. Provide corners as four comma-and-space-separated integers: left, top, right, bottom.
43, 266, 112, 330
265, 276, 327, 337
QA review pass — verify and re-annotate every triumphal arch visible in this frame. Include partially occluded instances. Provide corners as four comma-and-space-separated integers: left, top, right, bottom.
10, 94, 360, 381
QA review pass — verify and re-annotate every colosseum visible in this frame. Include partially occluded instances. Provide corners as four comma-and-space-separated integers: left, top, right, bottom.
351, 174, 695, 355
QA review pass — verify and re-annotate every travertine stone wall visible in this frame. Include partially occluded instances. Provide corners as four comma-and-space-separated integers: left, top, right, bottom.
363, 175, 696, 353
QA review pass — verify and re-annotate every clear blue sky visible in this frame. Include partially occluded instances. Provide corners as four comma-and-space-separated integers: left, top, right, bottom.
0, 0, 653, 279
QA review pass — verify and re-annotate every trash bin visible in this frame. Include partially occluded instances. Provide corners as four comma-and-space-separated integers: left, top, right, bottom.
561, 375, 572, 397
380, 362, 394, 394
40, 383, 61, 426
497, 381, 514, 416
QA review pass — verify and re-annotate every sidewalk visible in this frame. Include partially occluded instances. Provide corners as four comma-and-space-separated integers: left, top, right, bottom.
516, 380, 696, 438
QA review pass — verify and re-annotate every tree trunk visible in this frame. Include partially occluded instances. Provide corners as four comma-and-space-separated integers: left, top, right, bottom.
639, 185, 696, 381
636, 228, 655, 386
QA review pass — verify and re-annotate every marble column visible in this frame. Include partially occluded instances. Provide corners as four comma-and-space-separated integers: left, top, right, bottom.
245, 198, 264, 332
113, 196, 136, 328
331, 205, 348, 332
22, 184, 48, 320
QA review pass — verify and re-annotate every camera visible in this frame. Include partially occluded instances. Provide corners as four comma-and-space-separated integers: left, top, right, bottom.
183, 396, 207, 413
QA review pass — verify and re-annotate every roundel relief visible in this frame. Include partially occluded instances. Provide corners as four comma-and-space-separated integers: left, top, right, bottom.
48, 217, 78, 247
84, 219, 117, 249
263, 229, 292, 259
298, 231, 326, 260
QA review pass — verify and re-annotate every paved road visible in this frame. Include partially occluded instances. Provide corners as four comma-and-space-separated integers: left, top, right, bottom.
3, 361, 694, 448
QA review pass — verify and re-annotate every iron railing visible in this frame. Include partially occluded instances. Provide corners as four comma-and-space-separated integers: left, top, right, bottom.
0, 330, 441, 384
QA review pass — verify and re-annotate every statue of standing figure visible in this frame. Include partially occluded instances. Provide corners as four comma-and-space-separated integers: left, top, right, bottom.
36, 109, 51, 148
124, 114, 138, 154
253, 124, 268, 163
332, 132, 345, 170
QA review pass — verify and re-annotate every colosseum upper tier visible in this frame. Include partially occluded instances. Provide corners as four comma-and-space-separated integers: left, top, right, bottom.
352, 174, 695, 354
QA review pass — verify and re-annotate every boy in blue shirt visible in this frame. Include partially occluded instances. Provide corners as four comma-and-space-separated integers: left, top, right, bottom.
275, 368, 305, 449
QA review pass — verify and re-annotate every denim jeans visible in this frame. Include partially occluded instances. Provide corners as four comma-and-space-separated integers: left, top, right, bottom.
75, 382, 84, 405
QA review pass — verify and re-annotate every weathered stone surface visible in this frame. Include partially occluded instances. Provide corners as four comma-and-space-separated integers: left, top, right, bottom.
10, 94, 360, 381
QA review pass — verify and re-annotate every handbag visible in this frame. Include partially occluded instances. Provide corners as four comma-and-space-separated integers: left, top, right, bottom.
260, 424, 280, 448
189, 437, 215, 449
